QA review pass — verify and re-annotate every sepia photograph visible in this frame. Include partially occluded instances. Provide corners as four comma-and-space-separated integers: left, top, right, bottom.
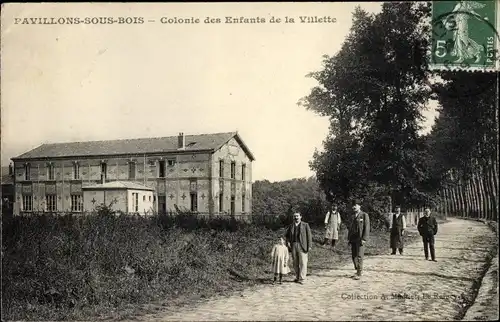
1, 2, 498, 321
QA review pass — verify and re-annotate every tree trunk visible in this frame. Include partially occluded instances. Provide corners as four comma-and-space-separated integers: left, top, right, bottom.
450, 187, 458, 216
466, 180, 474, 218
452, 185, 459, 216
442, 188, 448, 218
479, 169, 489, 220
472, 172, 481, 218
463, 180, 470, 217
490, 162, 498, 221
457, 180, 467, 217
469, 175, 476, 218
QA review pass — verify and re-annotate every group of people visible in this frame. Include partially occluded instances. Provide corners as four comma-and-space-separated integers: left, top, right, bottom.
270, 200, 439, 284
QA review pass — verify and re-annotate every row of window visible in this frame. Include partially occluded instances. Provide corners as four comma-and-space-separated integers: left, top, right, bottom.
21, 160, 247, 181
218, 193, 246, 215
22, 194, 83, 212
219, 160, 246, 180
21, 193, 247, 213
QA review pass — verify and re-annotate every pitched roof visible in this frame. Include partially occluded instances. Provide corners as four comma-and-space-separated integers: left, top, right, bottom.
12, 132, 255, 161
82, 181, 154, 191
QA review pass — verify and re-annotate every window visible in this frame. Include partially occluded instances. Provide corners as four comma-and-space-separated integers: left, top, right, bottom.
101, 163, 107, 181
22, 195, 33, 211
73, 163, 80, 180
219, 160, 224, 177
149, 196, 151, 202
230, 196, 235, 215
159, 160, 166, 178
167, 159, 176, 166
219, 193, 224, 212
132, 192, 139, 212
190, 192, 198, 212
242, 194, 246, 213
242, 164, 246, 181
46, 195, 57, 212
129, 162, 136, 179
230, 162, 236, 179
47, 164, 55, 180
158, 195, 166, 214
143, 195, 146, 202
190, 179, 197, 191
71, 195, 83, 212
24, 164, 31, 181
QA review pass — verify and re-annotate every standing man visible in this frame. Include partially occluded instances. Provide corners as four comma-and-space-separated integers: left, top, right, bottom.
347, 200, 370, 280
417, 208, 438, 261
323, 203, 342, 251
284, 212, 312, 284
389, 206, 406, 255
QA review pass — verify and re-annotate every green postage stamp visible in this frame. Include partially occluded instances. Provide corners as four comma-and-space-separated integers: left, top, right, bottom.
430, 0, 499, 71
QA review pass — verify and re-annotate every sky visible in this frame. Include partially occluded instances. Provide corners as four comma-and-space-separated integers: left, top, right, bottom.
1, 2, 438, 182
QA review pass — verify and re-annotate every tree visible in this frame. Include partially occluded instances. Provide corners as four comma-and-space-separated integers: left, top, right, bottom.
300, 2, 433, 209
251, 177, 327, 225
427, 71, 498, 219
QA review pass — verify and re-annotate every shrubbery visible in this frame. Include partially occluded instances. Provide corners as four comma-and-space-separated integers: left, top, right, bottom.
1, 210, 289, 320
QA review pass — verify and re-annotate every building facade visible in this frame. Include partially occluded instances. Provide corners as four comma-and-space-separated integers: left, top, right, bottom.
11, 132, 254, 216
82, 181, 155, 215
1, 165, 15, 216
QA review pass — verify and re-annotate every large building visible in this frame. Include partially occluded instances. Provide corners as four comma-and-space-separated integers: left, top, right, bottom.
10, 132, 254, 216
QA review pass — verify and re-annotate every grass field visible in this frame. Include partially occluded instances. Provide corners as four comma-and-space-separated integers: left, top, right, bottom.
1, 212, 446, 321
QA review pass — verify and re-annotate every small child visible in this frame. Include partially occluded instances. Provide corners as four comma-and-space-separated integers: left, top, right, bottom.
271, 237, 290, 284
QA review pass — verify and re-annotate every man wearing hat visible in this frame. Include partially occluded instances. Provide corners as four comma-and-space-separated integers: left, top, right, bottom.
417, 208, 438, 261
388, 205, 406, 255
347, 199, 370, 280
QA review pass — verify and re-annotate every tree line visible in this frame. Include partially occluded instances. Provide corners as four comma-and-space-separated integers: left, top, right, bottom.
295, 2, 498, 221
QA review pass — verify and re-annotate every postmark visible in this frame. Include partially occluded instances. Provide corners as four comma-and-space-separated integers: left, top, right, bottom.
430, 0, 499, 72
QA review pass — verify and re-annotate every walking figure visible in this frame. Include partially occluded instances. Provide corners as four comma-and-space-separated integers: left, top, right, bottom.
347, 200, 370, 280
417, 208, 438, 262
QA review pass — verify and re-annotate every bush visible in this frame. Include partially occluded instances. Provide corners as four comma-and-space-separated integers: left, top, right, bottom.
1, 210, 289, 320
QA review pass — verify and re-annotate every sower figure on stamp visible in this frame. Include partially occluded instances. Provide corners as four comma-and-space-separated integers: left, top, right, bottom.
284, 212, 312, 284
389, 205, 406, 255
347, 200, 370, 280
323, 203, 341, 251
417, 208, 438, 262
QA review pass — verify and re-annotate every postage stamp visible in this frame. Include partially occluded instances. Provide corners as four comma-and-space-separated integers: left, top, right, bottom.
430, 0, 499, 72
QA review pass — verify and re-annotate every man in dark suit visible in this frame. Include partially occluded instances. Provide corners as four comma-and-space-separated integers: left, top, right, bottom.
284, 212, 312, 284
389, 206, 406, 255
347, 200, 370, 280
417, 208, 438, 261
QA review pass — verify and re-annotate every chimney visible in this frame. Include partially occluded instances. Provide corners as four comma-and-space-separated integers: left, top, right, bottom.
178, 132, 185, 149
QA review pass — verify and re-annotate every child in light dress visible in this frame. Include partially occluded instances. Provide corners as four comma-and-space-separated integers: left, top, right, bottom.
271, 237, 290, 284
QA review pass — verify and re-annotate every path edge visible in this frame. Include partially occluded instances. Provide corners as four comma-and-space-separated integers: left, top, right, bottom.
459, 219, 499, 321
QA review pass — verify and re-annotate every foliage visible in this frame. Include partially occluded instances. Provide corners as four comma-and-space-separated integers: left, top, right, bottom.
2, 207, 422, 321
1, 211, 285, 320
300, 2, 438, 210
426, 72, 498, 185
252, 176, 327, 226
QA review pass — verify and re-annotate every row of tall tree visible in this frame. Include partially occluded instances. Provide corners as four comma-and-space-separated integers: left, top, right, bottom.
299, 2, 498, 220
429, 72, 498, 220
